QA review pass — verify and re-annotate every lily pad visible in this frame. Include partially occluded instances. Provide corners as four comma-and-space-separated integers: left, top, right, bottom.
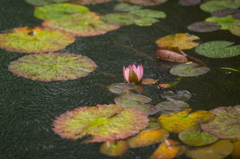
201, 105, 240, 139
179, 129, 218, 146
170, 63, 210, 77
195, 41, 240, 58
155, 47, 188, 62
142, 78, 159, 84
114, 94, 158, 115
53, 104, 149, 142
126, 128, 169, 148
211, 8, 240, 17
156, 100, 190, 113
108, 83, 143, 95
25, 0, 69, 6
34, 3, 89, 20
42, 12, 120, 37
232, 141, 240, 159
161, 90, 192, 101
205, 15, 240, 30
0, 26, 75, 53
100, 13, 140, 26
178, 0, 201, 6
187, 21, 221, 32
186, 140, 234, 159
100, 140, 129, 157
8, 53, 97, 81
114, 3, 142, 12
200, 1, 239, 13
70, 0, 112, 5
158, 109, 215, 133
120, 0, 167, 6
155, 33, 200, 50
229, 22, 240, 36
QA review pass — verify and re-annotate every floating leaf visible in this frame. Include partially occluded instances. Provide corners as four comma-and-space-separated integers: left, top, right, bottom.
155, 47, 188, 62
0, 26, 75, 53
34, 3, 89, 20
205, 15, 240, 30
53, 104, 149, 142
126, 128, 169, 148
200, 1, 239, 13
25, 0, 69, 6
170, 63, 210, 77
142, 78, 159, 84
211, 8, 240, 17
201, 105, 240, 139
114, 3, 142, 12
150, 139, 185, 159
42, 12, 120, 37
100, 13, 140, 26
8, 53, 97, 81
120, 0, 167, 6
179, 129, 218, 146
178, 0, 201, 6
158, 109, 215, 133
195, 41, 240, 58
187, 21, 221, 32
232, 141, 240, 159
186, 140, 234, 159
114, 94, 158, 115
70, 0, 112, 5
155, 33, 200, 50
100, 140, 129, 157
108, 83, 143, 95
161, 90, 192, 101
156, 100, 190, 113
229, 22, 240, 36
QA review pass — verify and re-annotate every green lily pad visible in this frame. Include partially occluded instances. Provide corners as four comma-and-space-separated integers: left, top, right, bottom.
179, 129, 218, 146
201, 105, 240, 139
8, 53, 97, 81
34, 3, 89, 20
108, 83, 143, 95
205, 15, 240, 30
195, 41, 240, 58
200, 1, 239, 13
42, 12, 120, 37
0, 26, 75, 53
114, 94, 158, 115
120, 0, 167, 6
25, 0, 69, 6
170, 63, 210, 77
161, 90, 192, 101
53, 104, 149, 142
70, 0, 112, 5
114, 3, 142, 12
229, 22, 240, 36
155, 100, 190, 113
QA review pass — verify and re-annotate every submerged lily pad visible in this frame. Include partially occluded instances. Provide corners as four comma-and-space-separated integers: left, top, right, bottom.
200, 1, 239, 13
161, 90, 192, 101
42, 12, 120, 36
25, 0, 69, 6
187, 21, 221, 32
120, 0, 167, 6
34, 3, 89, 20
155, 33, 200, 50
8, 53, 97, 81
201, 105, 240, 139
100, 140, 129, 157
179, 129, 218, 146
0, 26, 75, 53
195, 41, 240, 58
70, 0, 112, 5
205, 15, 240, 30
170, 63, 210, 77
156, 100, 190, 113
108, 83, 143, 95
53, 104, 149, 142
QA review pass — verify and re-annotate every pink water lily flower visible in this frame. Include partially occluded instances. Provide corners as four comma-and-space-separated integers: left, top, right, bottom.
123, 64, 144, 83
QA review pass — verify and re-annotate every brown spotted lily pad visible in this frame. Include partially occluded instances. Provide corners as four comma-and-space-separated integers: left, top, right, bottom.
100, 140, 129, 157
155, 46, 188, 62
53, 104, 149, 142
42, 12, 120, 37
8, 53, 97, 81
0, 27, 75, 53
120, 0, 167, 6
70, 0, 112, 5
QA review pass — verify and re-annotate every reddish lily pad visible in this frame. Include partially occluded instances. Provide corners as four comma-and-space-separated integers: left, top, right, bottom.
53, 104, 149, 142
170, 63, 210, 77
155, 33, 200, 50
114, 94, 158, 115
8, 53, 97, 81
70, 0, 112, 5
200, 1, 239, 13
126, 128, 169, 148
100, 140, 129, 157
0, 26, 75, 53
158, 109, 215, 133
42, 12, 120, 37
155, 47, 188, 62
187, 21, 221, 32
205, 15, 240, 30
25, 0, 69, 6
211, 8, 240, 17
229, 22, 240, 36
120, 0, 167, 6
186, 140, 234, 159
178, 0, 201, 6
201, 105, 240, 139
108, 83, 143, 95
34, 3, 89, 20
179, 128, 218, 146
161, 90, 192, 101
156, 100, 190, 113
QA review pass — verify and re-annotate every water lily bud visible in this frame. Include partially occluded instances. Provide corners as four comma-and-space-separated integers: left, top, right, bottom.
123, 64, 143, 83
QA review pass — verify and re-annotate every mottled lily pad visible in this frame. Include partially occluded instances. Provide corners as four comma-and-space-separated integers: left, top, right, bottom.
229, 22, 240, 36
53, 104, 149, 142
155, 33, 200, 50
114, 94, 158, 115
179, 129, 218, 146
187, 21, 221, 32
201, 105, 240, 139
205, 15, 240, 30
70, 0, 112, 5
158, 109, 215, 133
155, 47, 188, 62
8, 53, 97, 81
170, 63, 210, 77
120, 0, 167, 6
100, 140, 129, 157
0, 26, 75, 53
114, 3, 142, 12
25, 0, 69, 6
42, 12, 120, 36
108, 83, 143, 95
156, 100, 190, 113
200, 1, 239, 13
178, 0, 201, 6
161, 90, 192, 101
34, 3, 89, 20
195, 41, 240, 58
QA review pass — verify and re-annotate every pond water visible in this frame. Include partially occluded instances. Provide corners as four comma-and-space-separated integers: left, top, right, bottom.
1, 0, 240, 159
